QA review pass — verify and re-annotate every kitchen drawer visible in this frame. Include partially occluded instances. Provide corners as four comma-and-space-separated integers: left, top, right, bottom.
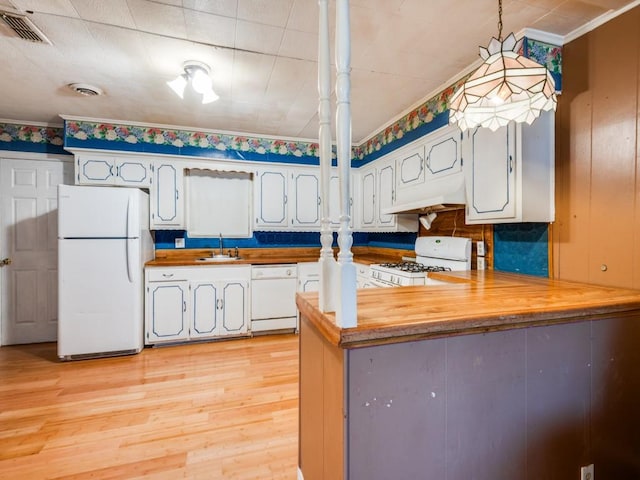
146, 269, 189, 282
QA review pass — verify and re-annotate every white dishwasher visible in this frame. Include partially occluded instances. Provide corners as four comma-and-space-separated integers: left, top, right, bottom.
251, 264, 298, 333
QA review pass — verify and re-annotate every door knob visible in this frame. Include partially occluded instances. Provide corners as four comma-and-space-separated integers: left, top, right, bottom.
0, 258, 11, 267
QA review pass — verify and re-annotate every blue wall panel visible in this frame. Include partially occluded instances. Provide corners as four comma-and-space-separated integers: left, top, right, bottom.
493, 223, 549, 277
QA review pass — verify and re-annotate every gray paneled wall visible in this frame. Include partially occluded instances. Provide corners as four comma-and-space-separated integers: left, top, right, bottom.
347, 317, 640, 479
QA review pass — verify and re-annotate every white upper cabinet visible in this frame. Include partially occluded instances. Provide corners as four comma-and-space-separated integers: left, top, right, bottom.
254, 166, 322, 231
359, 167, 377, 229
291, 170, 321, 228
354, 159, 418, 232
377, 163, 395, 227
329, 169, 355, 228
394, 124, 463, 208
150, 162, 185, 229
76, 155, 151, 187
464, 110, 555, 224
255, 169, 288, 228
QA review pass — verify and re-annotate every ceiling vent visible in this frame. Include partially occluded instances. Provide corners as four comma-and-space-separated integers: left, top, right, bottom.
0, 11, 51, 44
68, 83, 104, 97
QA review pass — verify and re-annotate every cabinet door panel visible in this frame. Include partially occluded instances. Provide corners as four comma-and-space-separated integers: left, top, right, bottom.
191, 282, 219, 338
292, 172, 320, 226
467, 124, 516, 221
377, 164, 395, 226
300, 277, 319, 292
78, 158, 114, 184
426, 132, 461, 178
256, 170, 288, 227
330, 172, 353, 228
152, 163, 184, 228
117, 160, 151, 186
220, 281, 248, 335
361, 171, 376, 226
147, 281, 189, 343
397, 150, 424, 187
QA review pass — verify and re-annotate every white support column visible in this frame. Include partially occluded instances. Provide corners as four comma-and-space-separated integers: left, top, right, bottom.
335, 0, 357, 328
317, 0, 337, 313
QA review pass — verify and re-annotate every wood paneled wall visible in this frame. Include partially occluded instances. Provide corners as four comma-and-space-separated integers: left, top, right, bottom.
554, 6, 640, 288
419, 209, 493, 270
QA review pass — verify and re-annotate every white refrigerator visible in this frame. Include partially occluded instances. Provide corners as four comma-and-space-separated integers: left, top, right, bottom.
57, 184, 154, 360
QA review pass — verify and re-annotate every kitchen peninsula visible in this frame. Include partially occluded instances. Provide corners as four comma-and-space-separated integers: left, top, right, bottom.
297, 271, 640, 479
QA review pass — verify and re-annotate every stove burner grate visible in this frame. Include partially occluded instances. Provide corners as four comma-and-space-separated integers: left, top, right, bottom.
377, 262, 452, 273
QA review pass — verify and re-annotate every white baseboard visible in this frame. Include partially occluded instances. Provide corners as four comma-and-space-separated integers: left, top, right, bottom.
297, 467, 304, 480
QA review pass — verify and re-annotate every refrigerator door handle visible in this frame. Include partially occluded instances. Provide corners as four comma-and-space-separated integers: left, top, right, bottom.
125, 192, 138, 284
126, 194, 136, 239
126, 238, 136, 284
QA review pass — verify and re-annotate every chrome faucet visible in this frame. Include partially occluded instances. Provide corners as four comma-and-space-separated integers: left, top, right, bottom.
219, 233, 223, 256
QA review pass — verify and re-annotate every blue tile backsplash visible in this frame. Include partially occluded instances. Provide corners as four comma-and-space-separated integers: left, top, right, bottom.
154, 231, 417, 251
493, 223, 548, 277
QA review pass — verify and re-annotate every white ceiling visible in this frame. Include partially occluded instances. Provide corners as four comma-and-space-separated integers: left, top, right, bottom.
0, 0, 636, 143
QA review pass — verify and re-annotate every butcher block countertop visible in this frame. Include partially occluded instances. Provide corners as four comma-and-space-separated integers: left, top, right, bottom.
146, 246, 411, 267
296, 270, 640, 349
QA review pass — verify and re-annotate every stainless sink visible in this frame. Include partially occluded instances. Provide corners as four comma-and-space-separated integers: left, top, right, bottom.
196, 255, 241, 262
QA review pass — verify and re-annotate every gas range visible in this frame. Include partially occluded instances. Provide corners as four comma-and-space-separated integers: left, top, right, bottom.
369, 236, 471, 287
369, 262, 451, 287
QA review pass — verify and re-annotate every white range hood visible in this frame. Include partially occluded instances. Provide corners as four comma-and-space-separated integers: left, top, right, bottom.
382, 171, 467, 215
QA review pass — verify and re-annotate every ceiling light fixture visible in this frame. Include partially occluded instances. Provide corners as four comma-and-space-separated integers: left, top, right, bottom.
449, 0, 556, 131
167, 61, 219, 104
68, 83, 104, 97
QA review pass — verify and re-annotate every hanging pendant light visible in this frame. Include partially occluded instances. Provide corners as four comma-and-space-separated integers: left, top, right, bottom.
449, 0, 556, 131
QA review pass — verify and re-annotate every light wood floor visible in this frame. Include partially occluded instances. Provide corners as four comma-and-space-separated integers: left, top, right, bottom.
0, 334, 299, 479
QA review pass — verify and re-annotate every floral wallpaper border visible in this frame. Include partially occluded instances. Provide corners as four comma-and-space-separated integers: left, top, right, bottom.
3, 37, 561, 166
0, 123, 66, 154
64, 120, 324, 162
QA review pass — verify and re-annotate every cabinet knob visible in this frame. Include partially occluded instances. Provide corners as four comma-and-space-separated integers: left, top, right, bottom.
600, 264, 608, 272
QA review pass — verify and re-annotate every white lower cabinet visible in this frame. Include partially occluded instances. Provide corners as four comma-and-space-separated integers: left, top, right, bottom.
145, 266, 250, 345
355, 262, 373, 289
146, 279, 190, 343
298, 261, 373, 291
297, 262, 319, 292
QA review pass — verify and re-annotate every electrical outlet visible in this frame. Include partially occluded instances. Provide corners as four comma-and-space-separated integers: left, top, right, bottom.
581, 464, 594, 480
477, 257, 486, 270
175, 237, 185, 249
477, 240, 486, 256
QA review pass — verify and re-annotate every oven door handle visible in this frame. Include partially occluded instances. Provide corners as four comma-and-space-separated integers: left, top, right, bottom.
369, 278, 393, 288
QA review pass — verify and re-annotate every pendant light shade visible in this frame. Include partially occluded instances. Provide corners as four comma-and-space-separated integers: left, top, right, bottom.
449, 1, 557, 131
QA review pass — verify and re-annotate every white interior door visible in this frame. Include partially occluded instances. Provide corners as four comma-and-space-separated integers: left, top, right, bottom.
1, 157, 72, 345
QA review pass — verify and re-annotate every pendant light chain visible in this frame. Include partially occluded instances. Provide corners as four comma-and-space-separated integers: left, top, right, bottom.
497, 0, 503, 41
